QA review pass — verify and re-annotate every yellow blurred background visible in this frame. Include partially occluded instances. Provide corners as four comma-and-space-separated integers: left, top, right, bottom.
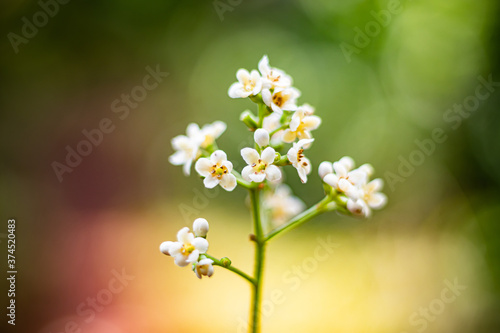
1, 0, 500, 332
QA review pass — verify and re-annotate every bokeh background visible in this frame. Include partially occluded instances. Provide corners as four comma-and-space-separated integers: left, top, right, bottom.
1, 0, 500, 332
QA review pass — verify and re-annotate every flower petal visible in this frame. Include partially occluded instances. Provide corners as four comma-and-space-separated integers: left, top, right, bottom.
302, 115, 322, 130
167, 242, 182, 256
187, 249, 200, 263
220, 174, 237, 191
241, 148, 260, 165
261, 89, 272, 107
323, 173, 339, 188
174, 254, 189, 267
210, 150, 227, 164
265, 165, 282, 182
242, 165, 253, 181
177, 227, 191, 243
368, 192, 387, 209
228, 82, 245, 98
203, 176, 219, 189
261, 147, 276, 164
195, 158, 213, 177
282, 129, 296, 143
249, 172, 266, 183
192, 237, 209, 253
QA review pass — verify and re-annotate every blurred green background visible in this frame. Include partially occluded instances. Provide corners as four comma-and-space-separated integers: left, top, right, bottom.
1, 0, 500, 332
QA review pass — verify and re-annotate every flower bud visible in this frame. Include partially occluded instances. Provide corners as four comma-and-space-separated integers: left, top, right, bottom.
240, 110, 258, 130
318, 161, 333, 179
254, 129, 270, 147
193, 218, 209, 237
220, 257, 232, 268
159, 241, 173, 256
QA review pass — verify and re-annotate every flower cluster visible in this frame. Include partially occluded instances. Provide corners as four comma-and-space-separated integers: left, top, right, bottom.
319, 157, 387, 217
163, 55, 388, 282
159, 218, 214, 279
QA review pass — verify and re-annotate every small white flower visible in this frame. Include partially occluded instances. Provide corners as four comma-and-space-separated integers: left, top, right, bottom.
323, 156, 366, 197
347, 198, 371, 217
193, 218, 209, 237
169, 134, 200, 176
287, 139, 314, 183
254, 129, 270, 147
228, 69, 262, 98
194, 258, 214, 279
264, 184, 305, 225
282, 106, 321, 144
262, 87, 301, 115
169, 122, 227, 176
346, 178, 387, 218
199, 121, 227, 148
195, 150, 237, 191
167, 227, 209, 267
318, 161, 333, 180
262, 113, 284, 145
258, 55, 293, 89
241, 147, 281, 183
355, 178, 387, 217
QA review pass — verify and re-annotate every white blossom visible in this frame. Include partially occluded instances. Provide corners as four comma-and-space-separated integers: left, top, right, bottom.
262, 87, 300, 115
348, 178, 387, 217
264, 184, 305, 225
262, 113, 284, 145
165, 227, 209, 267
258, 55, 293, 89
195, 150, 237, 191
241, 147, 281, 183
228, 69, 262, 98
282, 106, 321, 144
318, 161, 333, 180
287, 139, 314, 183
254, 129, 270, 147
322, 156, 365, 196
169, 122, 226, 176
194, 258, 215, 279
193, 218, 209, 237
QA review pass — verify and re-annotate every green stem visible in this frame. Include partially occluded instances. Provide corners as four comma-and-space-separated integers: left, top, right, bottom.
204, 254, 255, 285
264, 196, 332, 242
269, 124, 288, 137
249, 188, 266, 333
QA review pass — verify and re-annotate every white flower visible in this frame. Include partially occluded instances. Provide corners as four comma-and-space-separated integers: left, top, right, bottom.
199, 121, 227, 148
318, 161, 333, 180
166, 227, 209, 267
347, 198, 371, 217
258, 55, 293, 89
262, 113, 284, 145
228, 69, 262, 98
193, 218, 209, 237
168, 122, 227, 176
351, 178, 387, 217
195, 150, 237, 191
194, 258, 214, 279
323, 156, 366, 197
264, 184, 305, 225
262, 87, 301, 115
241, 147, 281, 183
169, 134, 200, 176
282, 106, 321, 144
287, 139, 314, 183
254, 129, 270, 147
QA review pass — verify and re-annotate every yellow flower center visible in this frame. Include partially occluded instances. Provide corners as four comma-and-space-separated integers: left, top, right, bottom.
181, 244, 195, 255
210, 164, 229, 179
